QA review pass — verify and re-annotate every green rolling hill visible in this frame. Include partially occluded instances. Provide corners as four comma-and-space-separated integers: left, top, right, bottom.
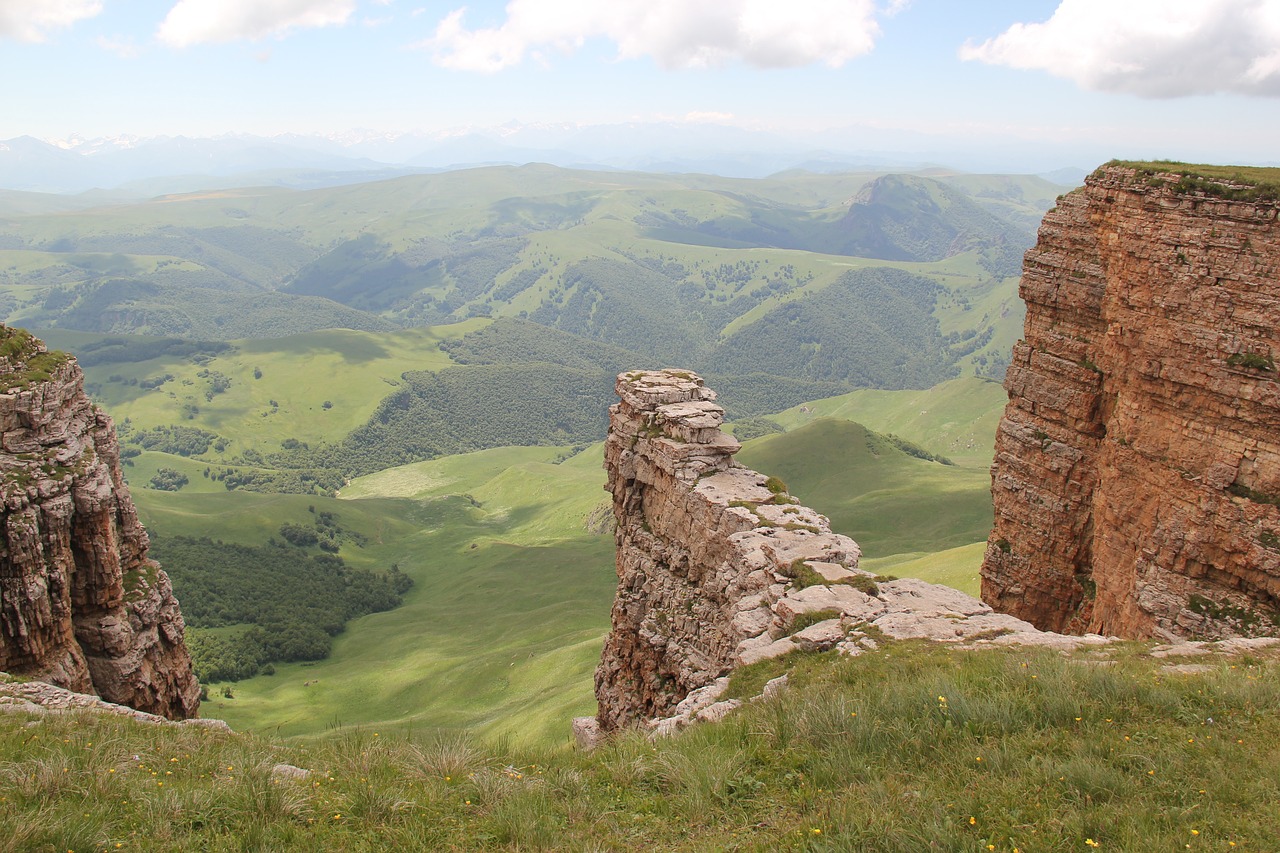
762, 375, 1009, 466
737, 418, 993, 559
130, 407, 998, 742
3, 165, 1051, 389
0, 163, 1057, 743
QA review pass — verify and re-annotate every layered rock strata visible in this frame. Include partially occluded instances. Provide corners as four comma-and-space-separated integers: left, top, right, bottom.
592, 370, 1094, 736
0, 326, 199, 719
982, 165, 1280, 640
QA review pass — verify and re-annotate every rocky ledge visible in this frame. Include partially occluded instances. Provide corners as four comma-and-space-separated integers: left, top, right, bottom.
582, 370, 1108, 745
0, 672, 225, 730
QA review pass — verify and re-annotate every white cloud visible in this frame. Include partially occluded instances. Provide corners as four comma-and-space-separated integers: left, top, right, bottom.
0, 0, 101, 42
425, 0, 884, 72
960, 0, 1280, 98
157, 0, 356, 47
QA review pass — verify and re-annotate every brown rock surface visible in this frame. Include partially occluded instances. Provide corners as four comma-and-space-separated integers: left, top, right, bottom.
0, 326, 199, 719
594, 370, 864, 730
593, 370, 1097, 734
982, 165, 1280, 640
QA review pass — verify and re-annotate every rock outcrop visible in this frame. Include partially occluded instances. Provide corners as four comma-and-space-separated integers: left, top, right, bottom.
0, 326, 199, 719
982, 164, 1280, 640
591, 370, 1096, 735
0, 672, 225, 730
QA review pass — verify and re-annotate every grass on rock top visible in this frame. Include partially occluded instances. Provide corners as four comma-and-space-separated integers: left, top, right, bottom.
2, 640, 1277, 851
1103, 160, 1280, 201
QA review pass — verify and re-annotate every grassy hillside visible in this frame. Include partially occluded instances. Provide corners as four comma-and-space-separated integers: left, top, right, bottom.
2, 162, 1045, 744
822, 174, 1030, 278
738, 419, 992, 558
124, 401, 998, 742
30, 301, 1011, 743
4, 639, 1277, 851
1, 166, 1044, 393
764, 375, 1008, 466
860, 542, 988, 597
41, 323, 482, 454
129, 443, 615, 743
42, 318, 1007, 496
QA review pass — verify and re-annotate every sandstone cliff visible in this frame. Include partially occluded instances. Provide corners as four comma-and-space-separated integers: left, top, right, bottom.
982, 164, 1280, 640
592, 370, 1077, 735
0, 326, 199, 718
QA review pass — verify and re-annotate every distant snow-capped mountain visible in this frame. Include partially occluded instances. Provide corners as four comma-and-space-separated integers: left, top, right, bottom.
0, 122, 1099, 194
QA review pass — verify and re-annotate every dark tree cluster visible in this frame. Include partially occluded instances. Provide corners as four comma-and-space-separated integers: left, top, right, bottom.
148, 467, 189, 491
153, 536, 412, 682
129, 424, 220, 456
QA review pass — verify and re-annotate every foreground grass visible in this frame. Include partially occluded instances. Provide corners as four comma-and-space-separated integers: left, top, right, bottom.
4, 642, 1278, 852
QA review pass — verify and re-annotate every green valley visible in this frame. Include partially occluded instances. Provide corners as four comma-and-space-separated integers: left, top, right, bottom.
1, 163, 1051, 743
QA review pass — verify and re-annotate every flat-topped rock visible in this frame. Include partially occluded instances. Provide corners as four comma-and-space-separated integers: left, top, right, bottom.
615, 369, 716, 409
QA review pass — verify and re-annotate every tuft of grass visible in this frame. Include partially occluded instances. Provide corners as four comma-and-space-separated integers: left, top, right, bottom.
789, 608, 843, 633
781, 559, 878, 595
1227, 350, 1276, 372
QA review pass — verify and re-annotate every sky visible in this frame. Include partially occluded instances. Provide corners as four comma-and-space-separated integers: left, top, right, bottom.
1, 0, 1278, 168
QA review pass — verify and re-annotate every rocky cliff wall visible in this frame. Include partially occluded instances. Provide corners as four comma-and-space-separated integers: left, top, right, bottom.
0, 326, 199, 719
592, 370, 1079, 735
982, 165, 1280, 640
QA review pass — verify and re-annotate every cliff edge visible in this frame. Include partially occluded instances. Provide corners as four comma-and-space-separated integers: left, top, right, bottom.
590, 370, 1091, 737
0, 326, 199, 719
982, 163, 1280, 640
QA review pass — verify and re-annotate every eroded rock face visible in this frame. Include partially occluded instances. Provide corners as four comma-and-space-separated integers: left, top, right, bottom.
594, 370, 1090, 734
0, 327, 199, 719
982, 166, 1280, 640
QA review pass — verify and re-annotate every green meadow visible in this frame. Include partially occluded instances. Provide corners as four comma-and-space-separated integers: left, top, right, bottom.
765, 375, 1008, 466
75, 306, 1010, 744
133, 445, 616, 745
43, 323, 485, 453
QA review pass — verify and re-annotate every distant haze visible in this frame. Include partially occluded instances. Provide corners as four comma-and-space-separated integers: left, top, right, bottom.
0, 1, 1276, 185
0, 122, 1106, 194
